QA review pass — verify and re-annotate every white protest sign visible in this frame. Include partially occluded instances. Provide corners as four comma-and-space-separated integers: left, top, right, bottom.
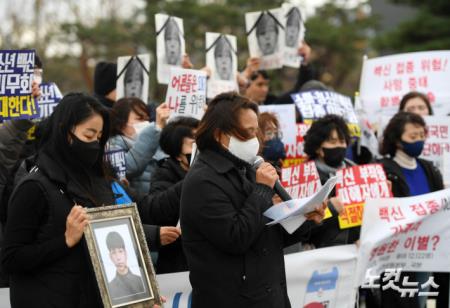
156, 14, 186, 84
281, 161, 321, 200
245, 8, 284, 70
37, 82, 62, 118
264, 176, 337, 233
292, 90, 361, 137
165, 68, 207, 120
116, 54, 150, 103
359, 51, 450, 126
282, 3, 305, 68
356, 189, 450, 287
259, 104, 296, 147
156, 245, 358, 308
205, 33, 238, 99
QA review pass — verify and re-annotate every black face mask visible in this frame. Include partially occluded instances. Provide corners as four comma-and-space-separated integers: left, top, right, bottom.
322, 146, 347, 168
70, 134, 101, 167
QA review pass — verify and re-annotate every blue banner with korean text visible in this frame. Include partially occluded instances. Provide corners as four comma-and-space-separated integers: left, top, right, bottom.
0, 50, 39, 120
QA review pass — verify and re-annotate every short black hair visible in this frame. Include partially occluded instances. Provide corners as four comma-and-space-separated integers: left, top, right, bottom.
399, 91, 433, 115
160, 117, 199, 159
380, 112, 427, 157
106, 231, 125, 251
303, 114, 351, 159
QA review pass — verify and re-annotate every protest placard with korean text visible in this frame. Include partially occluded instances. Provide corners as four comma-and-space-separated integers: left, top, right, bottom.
356, 189, 450, 288
359, 51, 450, 126
105, 149, 127, 179
165, 68, 207, 120
283, 123, 310, 168
336, 164, 392, 229
281, 161, 321, 200
37, 82, 62, 118
291, 90, 361, 137
0, 50, 39, 120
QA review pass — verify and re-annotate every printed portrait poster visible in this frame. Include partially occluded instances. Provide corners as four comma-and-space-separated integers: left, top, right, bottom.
282, 3, 305, 68
116, 54, 150, 103
156, 14, 186, 84
205, 33, 238, 99
37, 82, 63, 118
0, 49, 40, 120
245, 8, 285, 70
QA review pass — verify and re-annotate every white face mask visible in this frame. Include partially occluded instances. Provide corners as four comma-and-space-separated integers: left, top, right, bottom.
132, 121, 151, 138
227, 136, 259, 164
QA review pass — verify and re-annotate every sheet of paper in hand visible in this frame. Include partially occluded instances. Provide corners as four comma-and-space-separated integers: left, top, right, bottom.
37, 82, 62, 118
245, 8, 284, 70
292, 90, 361, 137
165, 67, 207, 120
116, 54, 150, 103
282, 3, 305, 68
264, 176, 337, 234
205, 33, 238, 99
336, 164, 392, 229
281, 161, 321, 200
156, 14, 185, 84
0, 49, 40, 120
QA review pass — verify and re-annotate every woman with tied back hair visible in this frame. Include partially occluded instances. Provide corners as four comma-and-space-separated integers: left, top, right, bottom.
1, 93, 163, 308
180, 92, 325, 308
398, 91, 433, 117
109, 97, 170, 196
379, 112, 445, 308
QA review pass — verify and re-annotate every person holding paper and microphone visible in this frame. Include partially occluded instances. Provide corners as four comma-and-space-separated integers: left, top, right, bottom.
180, 92, 325, 308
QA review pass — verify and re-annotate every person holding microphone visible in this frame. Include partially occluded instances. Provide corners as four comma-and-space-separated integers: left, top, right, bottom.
180, 92, 324, 308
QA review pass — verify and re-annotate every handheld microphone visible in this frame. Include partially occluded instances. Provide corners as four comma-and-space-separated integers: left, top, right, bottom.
252, 156, 292, 201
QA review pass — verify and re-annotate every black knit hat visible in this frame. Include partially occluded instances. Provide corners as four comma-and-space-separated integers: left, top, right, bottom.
94, 61, 117, 96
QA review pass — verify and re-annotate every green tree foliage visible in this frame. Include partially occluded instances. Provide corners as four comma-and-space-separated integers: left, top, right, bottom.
375, 0, 450, 52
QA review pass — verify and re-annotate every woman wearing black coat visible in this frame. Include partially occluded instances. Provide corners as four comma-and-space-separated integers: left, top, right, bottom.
180, 92, 324, 308
139, 116, 199, 274
1, 94, 162, 308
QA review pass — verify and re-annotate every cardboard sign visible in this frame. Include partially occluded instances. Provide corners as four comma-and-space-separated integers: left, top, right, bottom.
336, 164, 392, 229
205, 33, 238, 99
359, 51, 450, 126
356, 188, 450, 287
165, 68, 207, 120
283, 123, 310, 168
0, 50, 39, 120
37, 82, 62, 118
116, 54, 150, 103
281, 161, 321, 200
156, 14, 186, 84
245, 8, 285, 70
292, 90, 361, 137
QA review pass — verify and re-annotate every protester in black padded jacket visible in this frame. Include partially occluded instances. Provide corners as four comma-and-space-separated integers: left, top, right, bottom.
139, 116, 199, 274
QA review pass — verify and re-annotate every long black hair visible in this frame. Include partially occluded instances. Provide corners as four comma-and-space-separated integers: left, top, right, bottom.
39, 93, 112, 205
40, 93, 110, 174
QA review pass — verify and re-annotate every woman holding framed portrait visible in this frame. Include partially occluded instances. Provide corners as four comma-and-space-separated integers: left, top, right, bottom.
1, 93, 162, 308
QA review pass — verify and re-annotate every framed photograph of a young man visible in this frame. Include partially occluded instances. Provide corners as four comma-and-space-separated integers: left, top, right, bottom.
84, 204, 161, 308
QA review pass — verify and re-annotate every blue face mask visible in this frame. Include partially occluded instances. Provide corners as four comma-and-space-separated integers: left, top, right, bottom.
401, 140, 425, 158
262, 138, 286, 163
